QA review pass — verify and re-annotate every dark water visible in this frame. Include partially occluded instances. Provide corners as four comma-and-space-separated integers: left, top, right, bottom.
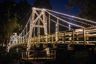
56, 45, 96, 64
0, 44, 96, 64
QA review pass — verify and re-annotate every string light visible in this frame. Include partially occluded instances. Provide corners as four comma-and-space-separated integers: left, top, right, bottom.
32, 7, 36, 10
46, 11, 84, 28
8, 7, 96, 51
46, 9, 96, 24
51, 19, 69, 29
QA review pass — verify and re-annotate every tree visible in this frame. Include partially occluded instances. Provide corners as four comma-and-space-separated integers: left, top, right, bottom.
67, 0, 96, 21
33, 0, 52, 9
16, 0, 31, 27
0, 1, 20, 45
0, 0, 32, 45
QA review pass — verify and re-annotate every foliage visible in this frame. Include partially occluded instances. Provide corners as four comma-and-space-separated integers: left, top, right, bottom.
67, 0, 96, 20
0, 0, 31, 45
33, 0, 52, 9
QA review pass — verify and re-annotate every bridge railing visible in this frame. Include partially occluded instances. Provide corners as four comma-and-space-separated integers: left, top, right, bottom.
30, 29, 96, 45
7, 28, 96, 51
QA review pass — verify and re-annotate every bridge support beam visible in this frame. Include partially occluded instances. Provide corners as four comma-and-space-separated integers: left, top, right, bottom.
83, 28, 86, 45
42, 9, 48, 43
76, 32, 79, 44
55, 19, 59, 42
27, 8, 35, 57
86, 32, 89, 44
72, 30, 74, 44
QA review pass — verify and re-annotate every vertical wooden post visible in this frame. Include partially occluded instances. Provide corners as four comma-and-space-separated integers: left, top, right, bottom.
86, 32, 89, 44
64, 32, 66, 43
52, 35, 54, 43
37, 19, 40, 43
72, 30, 74, 44
25, 26, 27, 43
27, 8, 35, 57
49, 15, 50, 35
76, 32, 79, 44
43, 9, 48, 43
49, 15, 50, 43
56, 19, 59, 42
83, 28, 86, 45
62, 33, 64, 43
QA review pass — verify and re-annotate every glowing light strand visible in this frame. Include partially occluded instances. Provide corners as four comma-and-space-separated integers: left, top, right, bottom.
51, 19, 69, 29
46, 11, 84, 28
46, 9, 96, 24
33, 8, 96, 27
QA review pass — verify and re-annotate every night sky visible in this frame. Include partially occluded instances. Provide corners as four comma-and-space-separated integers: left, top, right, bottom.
0, 0, 80, 15
27, 0, 80, 15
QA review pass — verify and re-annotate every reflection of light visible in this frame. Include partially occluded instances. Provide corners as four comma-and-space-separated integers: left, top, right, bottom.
42, 8, 46, 11
86, 32, 89, 34
32, 7, 36, 10
75, 29, 83, 32
69, 24, 71, 30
